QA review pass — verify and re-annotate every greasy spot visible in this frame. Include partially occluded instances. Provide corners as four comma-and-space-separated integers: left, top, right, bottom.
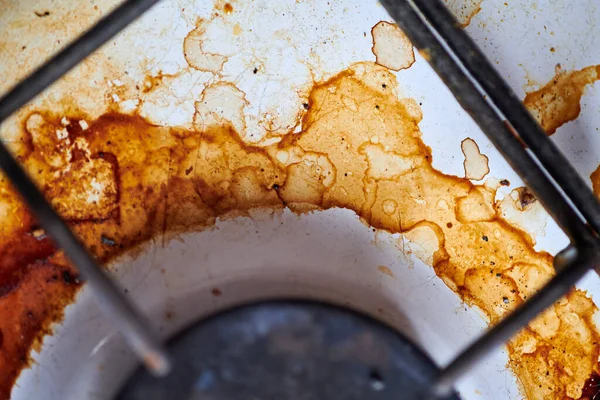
509, 291, 600, 399
461, 137, 490, 180
377, 265, 394, 277
523, 65, 600, 135
442, 0, 483, 28
371, 21, 415, 72
0, 62, 598, 400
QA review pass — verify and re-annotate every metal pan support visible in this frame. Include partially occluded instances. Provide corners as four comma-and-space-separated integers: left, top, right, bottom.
0, 0, 598, 397
377, 0, 600, 396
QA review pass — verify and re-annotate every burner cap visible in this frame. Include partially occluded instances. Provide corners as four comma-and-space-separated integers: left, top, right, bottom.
116, 301, 458, 400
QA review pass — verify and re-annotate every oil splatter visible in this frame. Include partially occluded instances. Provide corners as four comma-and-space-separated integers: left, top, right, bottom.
461, 137, 489, 180
377, 265, 394, 277
0, 62, 598, 400
524, 65, 600, 135
371, 21, 415, 71
509, 291, 599, 399
442, 0, 483, 28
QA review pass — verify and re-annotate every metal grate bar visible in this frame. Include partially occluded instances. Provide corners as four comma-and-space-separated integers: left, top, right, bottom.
431, 245, 596, 397
1, 0, 599, 396
377, 0, 600, 396
379, 0, 593, 243
412, 0, 600, 240
0, 0, 169, 376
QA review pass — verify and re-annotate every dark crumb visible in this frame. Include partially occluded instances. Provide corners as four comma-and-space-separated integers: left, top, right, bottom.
185, 166, 193, 175
482, 235, 488, 241
517, 187, 537, 208
302, 103, 310, 110
446, 222, 453, 228
34, 11, 50, 17
381, 83, 387, 88
272, 184, 280, 190
62, 270, 79, 285
211, 288, 222, 297
503, 297, 509, 304
253, 67, 258, 74
499, 179, 510, 186
375, 105, 380, 109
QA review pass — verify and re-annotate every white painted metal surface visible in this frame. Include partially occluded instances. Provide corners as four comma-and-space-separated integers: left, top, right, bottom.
1, 1, 598, 399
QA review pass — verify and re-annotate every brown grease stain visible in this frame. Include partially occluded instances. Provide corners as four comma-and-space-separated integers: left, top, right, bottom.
0, 62, 598, 400
378, 265, 394, 277
524, 65, 600, 135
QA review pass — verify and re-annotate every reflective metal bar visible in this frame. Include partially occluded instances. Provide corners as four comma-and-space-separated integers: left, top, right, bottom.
0, 0, 169, 376
431, 245, 596, 397
377, 0, 600, 396
377, 0, 592, 243
412, 0, 600, 240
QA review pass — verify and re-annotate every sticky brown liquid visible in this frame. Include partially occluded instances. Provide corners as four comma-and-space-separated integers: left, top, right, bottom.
0, 62, 598, 400
524, 65, 600, 136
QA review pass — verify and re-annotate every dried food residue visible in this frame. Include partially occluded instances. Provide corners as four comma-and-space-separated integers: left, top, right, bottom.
523, 65, 600, 135
0, 61, 598, 399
